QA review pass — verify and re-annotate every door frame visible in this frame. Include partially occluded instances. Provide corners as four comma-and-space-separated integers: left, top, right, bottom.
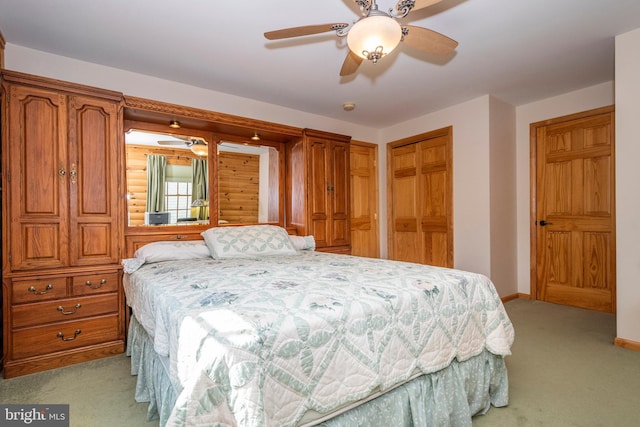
529, 105, 616, 307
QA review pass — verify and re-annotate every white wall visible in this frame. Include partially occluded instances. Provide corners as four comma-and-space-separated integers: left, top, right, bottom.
4, 44, 379, 143
514, 82, 615, 295
8, 38, 640, 346
615, 27, 640, 344
379, 96, 518, 294
380, 96, 493, 277
489, 96, 517, 296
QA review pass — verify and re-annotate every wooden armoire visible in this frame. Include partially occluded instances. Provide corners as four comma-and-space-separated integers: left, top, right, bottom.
286, 129, 351, 254
1, 71, 125, 378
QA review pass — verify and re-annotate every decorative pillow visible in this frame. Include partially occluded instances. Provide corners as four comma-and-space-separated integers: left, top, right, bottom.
289, 235, 316, 251
135, 240, 211, 262
201, 225, 298, 259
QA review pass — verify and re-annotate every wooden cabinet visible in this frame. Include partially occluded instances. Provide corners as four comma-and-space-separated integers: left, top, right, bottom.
287, 129, 351, 253
1, 70, 125, 378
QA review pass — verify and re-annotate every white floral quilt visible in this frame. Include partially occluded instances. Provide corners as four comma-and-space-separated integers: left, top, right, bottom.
123, 251, 514, 427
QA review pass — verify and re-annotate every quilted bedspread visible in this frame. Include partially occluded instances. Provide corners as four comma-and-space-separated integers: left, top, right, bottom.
123, 251, 514, 427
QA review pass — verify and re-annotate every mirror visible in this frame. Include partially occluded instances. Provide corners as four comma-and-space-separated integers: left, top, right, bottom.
125, 129, 211, 227
217, 142, 280, 224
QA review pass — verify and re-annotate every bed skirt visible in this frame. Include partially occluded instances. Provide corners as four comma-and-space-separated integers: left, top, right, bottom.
127, 315, 509, 427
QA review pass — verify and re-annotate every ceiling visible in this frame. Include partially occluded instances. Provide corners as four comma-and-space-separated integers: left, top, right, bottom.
1, 0, 639, 129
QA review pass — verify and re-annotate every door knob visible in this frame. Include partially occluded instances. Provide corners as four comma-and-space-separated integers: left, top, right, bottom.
539, 220, 552, 226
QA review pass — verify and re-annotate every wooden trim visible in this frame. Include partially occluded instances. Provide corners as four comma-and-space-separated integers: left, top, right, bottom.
614, 337, 640, 352
0, 69, 123, 101
501, 293, 530, 303
529, 105, 615, 302
303, 128, 351, 142
124, 95, 303, 138
0, 29, 5, 69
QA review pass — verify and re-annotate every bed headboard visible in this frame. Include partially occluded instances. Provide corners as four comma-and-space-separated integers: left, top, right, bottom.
124, 233, 204, 258
124, 226, 298, 258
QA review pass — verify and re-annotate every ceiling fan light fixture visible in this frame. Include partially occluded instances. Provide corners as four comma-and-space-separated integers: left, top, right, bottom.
347, 15, 402, 63
169, 120, 181, 129
190, 142, 208, 157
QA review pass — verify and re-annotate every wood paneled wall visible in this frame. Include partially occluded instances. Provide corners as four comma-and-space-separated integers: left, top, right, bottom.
218, 152, 259, 224
126, 145, 260, 226
125, 144, 199, 226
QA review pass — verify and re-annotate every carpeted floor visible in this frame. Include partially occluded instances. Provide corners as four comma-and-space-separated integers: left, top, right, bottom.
1, 299, 639, 426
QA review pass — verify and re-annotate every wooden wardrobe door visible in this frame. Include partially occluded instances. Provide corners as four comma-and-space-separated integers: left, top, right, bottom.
308, 137, 330, 247
329, 140, 350, 247
7, 85, 69, 270
68, 95, 120, 266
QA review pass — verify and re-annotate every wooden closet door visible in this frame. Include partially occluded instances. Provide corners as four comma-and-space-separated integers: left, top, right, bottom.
389, 143, 421, 263
419, 135, 452, 267
389, 127, 453, 267
68, 95, 121, 266
7, 85, 69, 270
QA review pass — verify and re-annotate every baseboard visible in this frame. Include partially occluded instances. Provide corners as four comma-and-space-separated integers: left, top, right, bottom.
614, 337, 640, 352
501, 293, 530, 303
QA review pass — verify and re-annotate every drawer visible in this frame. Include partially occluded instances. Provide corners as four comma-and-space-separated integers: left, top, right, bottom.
11, 315, 120, 359
11, 293, 119, 328
72, 272, 119, 295
10, 277, 68, 303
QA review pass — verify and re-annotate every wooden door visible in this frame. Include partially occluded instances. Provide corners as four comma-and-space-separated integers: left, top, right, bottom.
7, 84, 69, 270
419, 134, 453, 266
329, 140, 350, 247
350, 141, 379, 258
388, 128, 453, 267
307, 137, 330, 247
533, 106, 615, 312
305, 131, 351, 250
68, 95, 121, 266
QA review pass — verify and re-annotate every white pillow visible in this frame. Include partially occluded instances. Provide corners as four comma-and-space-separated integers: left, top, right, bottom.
201, 225, 298, 259
135, 240, 211, 264
289, 235, 316, 250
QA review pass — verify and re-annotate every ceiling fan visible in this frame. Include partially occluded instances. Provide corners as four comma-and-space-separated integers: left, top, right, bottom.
264, 0, 458, 76
157, 136, 209, 157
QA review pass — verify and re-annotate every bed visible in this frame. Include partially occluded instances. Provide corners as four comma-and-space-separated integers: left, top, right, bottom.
122, 225, 514, 426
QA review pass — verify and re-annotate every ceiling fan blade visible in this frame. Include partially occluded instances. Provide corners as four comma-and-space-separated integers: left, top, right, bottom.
340, 50, 364, 76
157, 140, 187, 146
264, 23, 348, 40
401, 25, 458, 55
400, 0, 443, 13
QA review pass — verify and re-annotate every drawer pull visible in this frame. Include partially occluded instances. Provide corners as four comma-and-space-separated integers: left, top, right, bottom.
176, 234, 185, 239
57, 303, 82, 315
57, 329, 81, 341
28, 284, 53, 295
85, 279, 107, 289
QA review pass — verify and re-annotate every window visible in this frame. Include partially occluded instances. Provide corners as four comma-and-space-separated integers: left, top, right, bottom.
165, 181, 192, 224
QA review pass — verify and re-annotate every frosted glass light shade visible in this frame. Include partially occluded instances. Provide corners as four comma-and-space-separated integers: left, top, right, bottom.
190, 143, 208, 157
347, 16, 402, 59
